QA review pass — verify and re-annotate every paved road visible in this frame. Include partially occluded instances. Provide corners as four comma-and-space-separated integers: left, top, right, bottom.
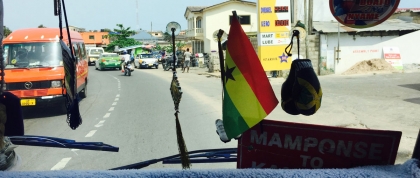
13, 66, 420, 170
15, 65, 236, 171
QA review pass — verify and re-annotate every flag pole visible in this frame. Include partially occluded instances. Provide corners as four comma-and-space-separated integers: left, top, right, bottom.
217, 30, 226, 90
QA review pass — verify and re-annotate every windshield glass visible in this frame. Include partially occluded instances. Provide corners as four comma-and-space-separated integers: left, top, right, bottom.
101, 53, 119, 57
3, 42, 62, 68
3, 1, 420, 174
89, 48, 104, 55
140, 54, 154, 58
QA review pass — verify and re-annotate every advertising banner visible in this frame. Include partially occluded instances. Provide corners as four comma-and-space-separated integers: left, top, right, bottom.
383, 47, 403, 70
257, 0, 292, 71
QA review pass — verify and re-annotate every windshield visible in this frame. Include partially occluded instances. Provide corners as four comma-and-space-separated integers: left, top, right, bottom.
89, 48, 104, 55
3, 42, 62, 68
101, 54, 119, 57
140, 54, 154, 58
2, 1, 420, 174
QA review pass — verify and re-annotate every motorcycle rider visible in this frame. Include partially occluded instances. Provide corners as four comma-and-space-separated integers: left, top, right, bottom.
120, 50, 131, 73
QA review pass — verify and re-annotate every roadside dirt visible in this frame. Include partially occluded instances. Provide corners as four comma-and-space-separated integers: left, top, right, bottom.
342, 58, 398, 75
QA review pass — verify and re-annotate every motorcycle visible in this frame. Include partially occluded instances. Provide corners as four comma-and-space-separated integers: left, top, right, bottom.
164, 56, 178, 71
123, 61, 133, 76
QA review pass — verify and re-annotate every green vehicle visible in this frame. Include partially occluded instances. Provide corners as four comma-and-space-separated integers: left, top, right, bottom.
95, 53, 122, 71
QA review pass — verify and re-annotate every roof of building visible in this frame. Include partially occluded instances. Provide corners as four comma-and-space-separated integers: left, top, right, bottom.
203, 0, 255, 12
313, 19, 420, 34
184, 0, 256, 18
129, 30, 157, 40
186, 6, 208, 12
395, 8, 420, 13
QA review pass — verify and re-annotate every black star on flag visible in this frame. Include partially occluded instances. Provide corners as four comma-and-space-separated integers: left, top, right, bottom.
224, 64, 236, 84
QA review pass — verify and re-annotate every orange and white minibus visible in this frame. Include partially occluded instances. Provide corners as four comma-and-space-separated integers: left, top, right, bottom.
2, 28, 88, 111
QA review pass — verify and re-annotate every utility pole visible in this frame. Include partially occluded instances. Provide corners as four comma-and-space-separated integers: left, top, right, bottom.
136, 0, 139, 31
293, 0, 298, 25
308, 0, 313, 35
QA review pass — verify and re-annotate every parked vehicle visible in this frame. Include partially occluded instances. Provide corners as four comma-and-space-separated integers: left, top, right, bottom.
134, 53, 159, 69
2, 28, 89, 111
87, 47, 104, 66
164, 55, 180, 71
95, 53, 121, 71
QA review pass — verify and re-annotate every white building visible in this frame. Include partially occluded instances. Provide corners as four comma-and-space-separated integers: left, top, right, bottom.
314, 19, 420, 74
184, 0, 257, 54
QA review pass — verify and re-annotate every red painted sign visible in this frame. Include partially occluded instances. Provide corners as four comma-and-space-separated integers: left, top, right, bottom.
237, 120, 401, 169
329, 0, 400, 28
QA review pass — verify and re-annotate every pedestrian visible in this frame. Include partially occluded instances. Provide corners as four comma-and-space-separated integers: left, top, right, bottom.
183, 48, 192, 73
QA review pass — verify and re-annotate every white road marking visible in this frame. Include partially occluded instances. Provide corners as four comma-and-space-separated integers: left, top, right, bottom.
116, 94, 120, 97
85, 130, 97, 137
112, 102, 117, 105
51, 157, 72, 170
71, 149, 79, 152
115, 98, 119, 101
95, 120, 106, 128
103, 113, 111, 118
109, 107, 114, 111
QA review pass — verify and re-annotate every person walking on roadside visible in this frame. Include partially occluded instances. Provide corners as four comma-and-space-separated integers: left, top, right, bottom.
183, 48, 192, 73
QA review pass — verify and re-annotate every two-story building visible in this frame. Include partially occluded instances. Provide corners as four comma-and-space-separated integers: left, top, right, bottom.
80, 31, 110, 48
184, 0, 257, 54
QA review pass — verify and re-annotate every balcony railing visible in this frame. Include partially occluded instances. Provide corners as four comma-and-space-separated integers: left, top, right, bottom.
186, 28, 203, 38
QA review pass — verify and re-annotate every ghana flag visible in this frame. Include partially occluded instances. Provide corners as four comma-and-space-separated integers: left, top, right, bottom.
222, 12, 279, 139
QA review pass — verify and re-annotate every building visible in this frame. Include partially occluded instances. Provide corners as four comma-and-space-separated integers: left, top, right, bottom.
80, 31, 110, 48
64, 25, 85, 32
130, 30, 158, 45
390, 8, 420, 24
184, 0, 257, 54
148, 31, 164, 38
314, 19, 420, 74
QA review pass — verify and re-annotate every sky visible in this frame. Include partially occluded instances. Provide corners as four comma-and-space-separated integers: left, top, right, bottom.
3, 0, 420, 32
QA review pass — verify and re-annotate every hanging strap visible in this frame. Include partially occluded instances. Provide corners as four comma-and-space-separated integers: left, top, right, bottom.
285, 30, 301, 60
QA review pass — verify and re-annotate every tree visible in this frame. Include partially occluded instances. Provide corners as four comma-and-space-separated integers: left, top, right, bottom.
154, 44, 162, 51
93, 30, 98, 32
163, 32, 172, 42
4, 26, 12, 37
103, 28, 111, 32
176, 41, 186, 50
105, 24, 141, 52
38, 24, 46, 28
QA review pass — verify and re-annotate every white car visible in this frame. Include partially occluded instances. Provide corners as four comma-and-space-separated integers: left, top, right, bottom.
134, 53, 159, 69
87, 47, 104, 66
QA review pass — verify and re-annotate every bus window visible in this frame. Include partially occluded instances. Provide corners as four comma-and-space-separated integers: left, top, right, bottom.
3, 42, 62, 68
81, 43, 87, 59
73, 44, 79, 61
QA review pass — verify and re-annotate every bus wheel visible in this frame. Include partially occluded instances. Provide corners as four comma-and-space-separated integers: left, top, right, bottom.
80, 83, 87, 99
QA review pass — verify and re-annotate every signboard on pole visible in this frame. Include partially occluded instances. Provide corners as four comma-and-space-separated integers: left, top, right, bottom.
383, 47, 403, 70
329, 0, 400, 29
257, 0, 292, 71
237, 120, 401, 169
